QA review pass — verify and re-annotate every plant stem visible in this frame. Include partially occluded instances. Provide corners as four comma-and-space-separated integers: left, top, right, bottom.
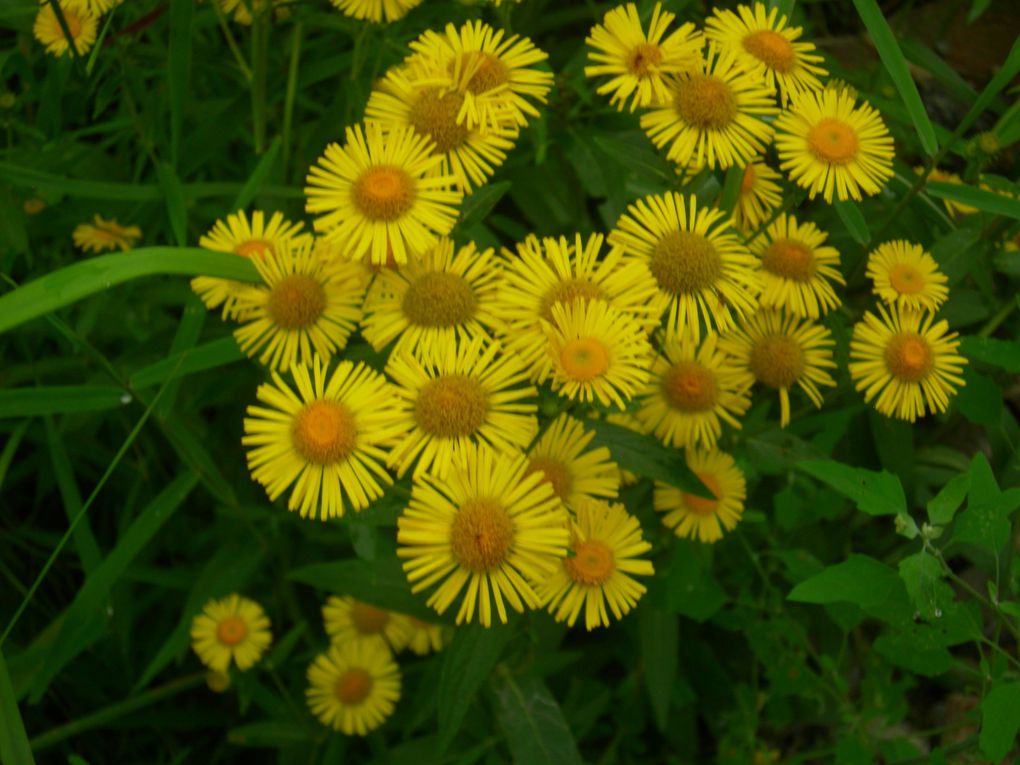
214, 3, 252, 82
282, 22, 303, 180
250, 9, 270, 155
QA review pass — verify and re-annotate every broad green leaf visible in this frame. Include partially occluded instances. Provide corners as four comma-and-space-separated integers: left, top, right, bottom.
0, 248, 258, 335
834, 199, 870, 245
852, 0, 938, 155
953, 453, 1020, 551
586, 419, 705, 494
718, 165, 744, 215
898, 553, 952, 620
436, 624, 515, 751
168, 0, 193, 167
798, 460, 906, 516
0, 648, 35, 765
927, 471, 970, 525
638, 608, 678, 732
788, 555, 911, 625
959, 336, 1020, 373
980, 682, 1020, 761
0, 386, 127, 418
456, 180, 512, 231
491, 673, 583, 765
954, 367, 1003, 427
666, 542, 728, 621
873, 631, 952, 677
592, 132, 673, 182
129, 337, 245, 390
926, 182, 1020, 220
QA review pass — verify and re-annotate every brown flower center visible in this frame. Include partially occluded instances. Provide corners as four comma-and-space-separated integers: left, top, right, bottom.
762, 238, 816, 281
539, 279, 605, 321
402, 272, 477, 327
682, 472, 722, 515
808, 118, 859, 165
750, 334, 804, 389
627, 43, 663, 77
742, 30, 796, 73
662, 360, 718, 411
217, 616, 248, 646
409, 88, 470, 154
267, 274, 327, 330
449, 498, 514, 572
675, 74, 738, 130
464, 52, 511, 94
525, 456, 573, 502
349, 602, 389, 634
414, 375, 489, 438
352, 165, 416, 221
884, 333, 933, 382
564, 539, 615, 585
650, 231, 722, 294
291, 401, 358, 465
335, 668, 374, 705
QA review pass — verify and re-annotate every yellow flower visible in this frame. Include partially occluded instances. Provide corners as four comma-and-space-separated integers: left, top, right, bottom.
192, 209, 309, 319
609, 191, 761, 343
525, 414, 620, 509
397, 442, 569, 627
538, 499, 654, 630
721, 309, 837, 427
495, 233, 663, 381
231, 240, 365, 372
407, 20, 553, 132
361, 236, 502, 363
920, 167, 977, 217
305, 123, 462, 266
242, 358, 411, 520
750, 212, 845, 319
849, 304, 967, 422
190, 594, 272, 673
636, 330, 752, 450
33, 3, 97, 57
404, 617, 452, 655
306, 641, 400, 735
732, 159, 783, 233
866, 240, 949, 313
65, 0, 125, 14
544, 299, 654, 410
329, 0, 422, 23
72, 215, 141, 254
655, 450, 746, 543
705, 2, 827, 105
322, 597, 412, 652
584, 2, 703, 112
640, 44, 778, 170
775, 87, 894, 203
386, 337, 538, 479
23, 198, 46, 215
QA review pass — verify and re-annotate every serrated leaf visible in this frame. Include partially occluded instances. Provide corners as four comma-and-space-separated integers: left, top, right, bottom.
491, 673, 583, 765
798, 460, 906, 516
980, 682, 1020, 761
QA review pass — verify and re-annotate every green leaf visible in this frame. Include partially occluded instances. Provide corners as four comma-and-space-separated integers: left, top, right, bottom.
852, 0, 938, 155
167, 0, 193, 167
0, 248, 258, 335
665, 542, 728, 621
788, 555, 911, 624
927, 471, 970, 525
157, 163, 188, 247
638, 608, 678, 732
586, 419, 705, 493
953, 453, 1020, 551
437, 624, 515, 751
926, 182, 1020, 220
491, 673, 583, 765
873, 630, 952, 677
898, 552, 952, 620
0, 386, 127, 418
956, 35, 1020, 138
798, 460, 906, 516
0, 648, 35, 765
592, 132, 673, 182
227, 720, 310, 748
718, 165, 744, 215
980, 682, 1020, 761
954, 366, 1003, 427
456, 180, 511, 231
899, 38, 979, 104
833, 199, 870, 245
129, 337, 245, 390
959, 336, 1020, 373
232, 137, 282, 211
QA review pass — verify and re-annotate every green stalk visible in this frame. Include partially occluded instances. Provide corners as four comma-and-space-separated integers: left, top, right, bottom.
251, 9, 270, 155
281, 23, 303, 180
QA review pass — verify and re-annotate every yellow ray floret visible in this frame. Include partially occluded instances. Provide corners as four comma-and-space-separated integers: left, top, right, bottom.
306, 641, 401, 736
655, 450, 747, 543
328, 0, 422, 23
72, 215, 141, 254
525, 414, 621, 509
732, 159, 783, 233
190, 594, 272, 674
866, 240, 949, 313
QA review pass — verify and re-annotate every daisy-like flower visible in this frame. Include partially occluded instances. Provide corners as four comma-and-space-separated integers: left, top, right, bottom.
386, 337, 538, 479
190, 594, 272, 673
525, 414, 620, 509
361, 237, 502, 362
538, 499, 654, 630
322, 597, 411, 652
192, 209, 309, 318
705, 2, 827, 105
72, 215, 141, 254
366, 67, 518, 194
655, 450, 747, 543
545, 300, 654, 410
732, 159, 783, 232
584, 2, 703, 112
305, 124, 462, 266
721, 309, 837, 427
407, 20, 553, 132
231, 240, 365, 372
242, 358, 411, 520
920, 167, 977, 217
849, 304, 967, 422
496, 233, 663, 381
404, 617, 452, 655
306, 641, 400, 736
636, 330, 752, 450
397, 442, 569, 627
751, 213, 844, 319
641, 44, 778, 170
65, 0, 124, 15
329, 0, 421, 23
775, 87, 894, 203
609, 192, 761, 343
34, 2, 97, 57
866, 240, 949, 313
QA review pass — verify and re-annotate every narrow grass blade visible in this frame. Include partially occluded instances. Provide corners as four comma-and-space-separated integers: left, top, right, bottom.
0, 386, 127, 418
718, 165, 744, 216
0, 248, 258, 335
156, 294, 206, 418
168, 0, 193, 168
232, 136, 281, 211
157, 163, 188, 246
130, 337, 245, 390
0, 421, 31, 493
834, 199, 871, 245
0, 648, 35, 765
956, 35, 1020, 138
45, 417, 102, 574
926, 183, 1020, 220
852, 0, 938, 156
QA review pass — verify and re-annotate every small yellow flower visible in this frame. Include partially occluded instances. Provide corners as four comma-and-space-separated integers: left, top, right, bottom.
34, 2, 97, 57
190, 594, 272, 673
655, 450, 747, 543
23, 198, 46, 215
306, 641, 401, 735
525, 414, 621, 509
866, 240, 949, 313
329, 0, 422, 23
72, 215, 141, 254
404, 617, 452, 655
322, 597, 412, 652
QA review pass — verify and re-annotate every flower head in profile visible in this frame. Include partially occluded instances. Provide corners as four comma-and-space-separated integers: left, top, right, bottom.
306, 641, 400, 735
849, 304, 967, 421
866, 240, 949, 313
404, 618, 452, 655
329, 0, 422, 23
322, 597, 413, 653
920, 167, 977, 217
34, 2, 97, 57
732, 159, 783, 233
397, 443, 569, 627
655, 450, 747, 543
190, 594, 272, 674
525, 414, 620, 509
585, 2, 703, 112
72, 216, 141, 254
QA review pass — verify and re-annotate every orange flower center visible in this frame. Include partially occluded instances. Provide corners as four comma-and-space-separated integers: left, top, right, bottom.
217, 616, 248, 646
560, 338, 611, 382
350, 602, 389, 634
808, 118, 859, 165
540, 279, 604, 321
414, 375, 489, 438
564, 539, 615, 586
449, 498, 514, 573
662, 360, 718, 411
353, 165, 416, 221
235, 238, 273, 258
761, 238, 816, 281
750, 334, 804, 389
742, 30, 796, 73
335, 668, 374, 705
291, 400, 358, 465
409, 88, 470, 153
525, 456, 573, 502
627, 43, 663, 77
888, 263, 925, 295
267, 274, 327, 330
402, 271, 477, 327
682, 472, 722, 515
650, 231, 722, 294
675, 74, 737, 130
463, 52, 510, 94
884, 333, 933, 383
